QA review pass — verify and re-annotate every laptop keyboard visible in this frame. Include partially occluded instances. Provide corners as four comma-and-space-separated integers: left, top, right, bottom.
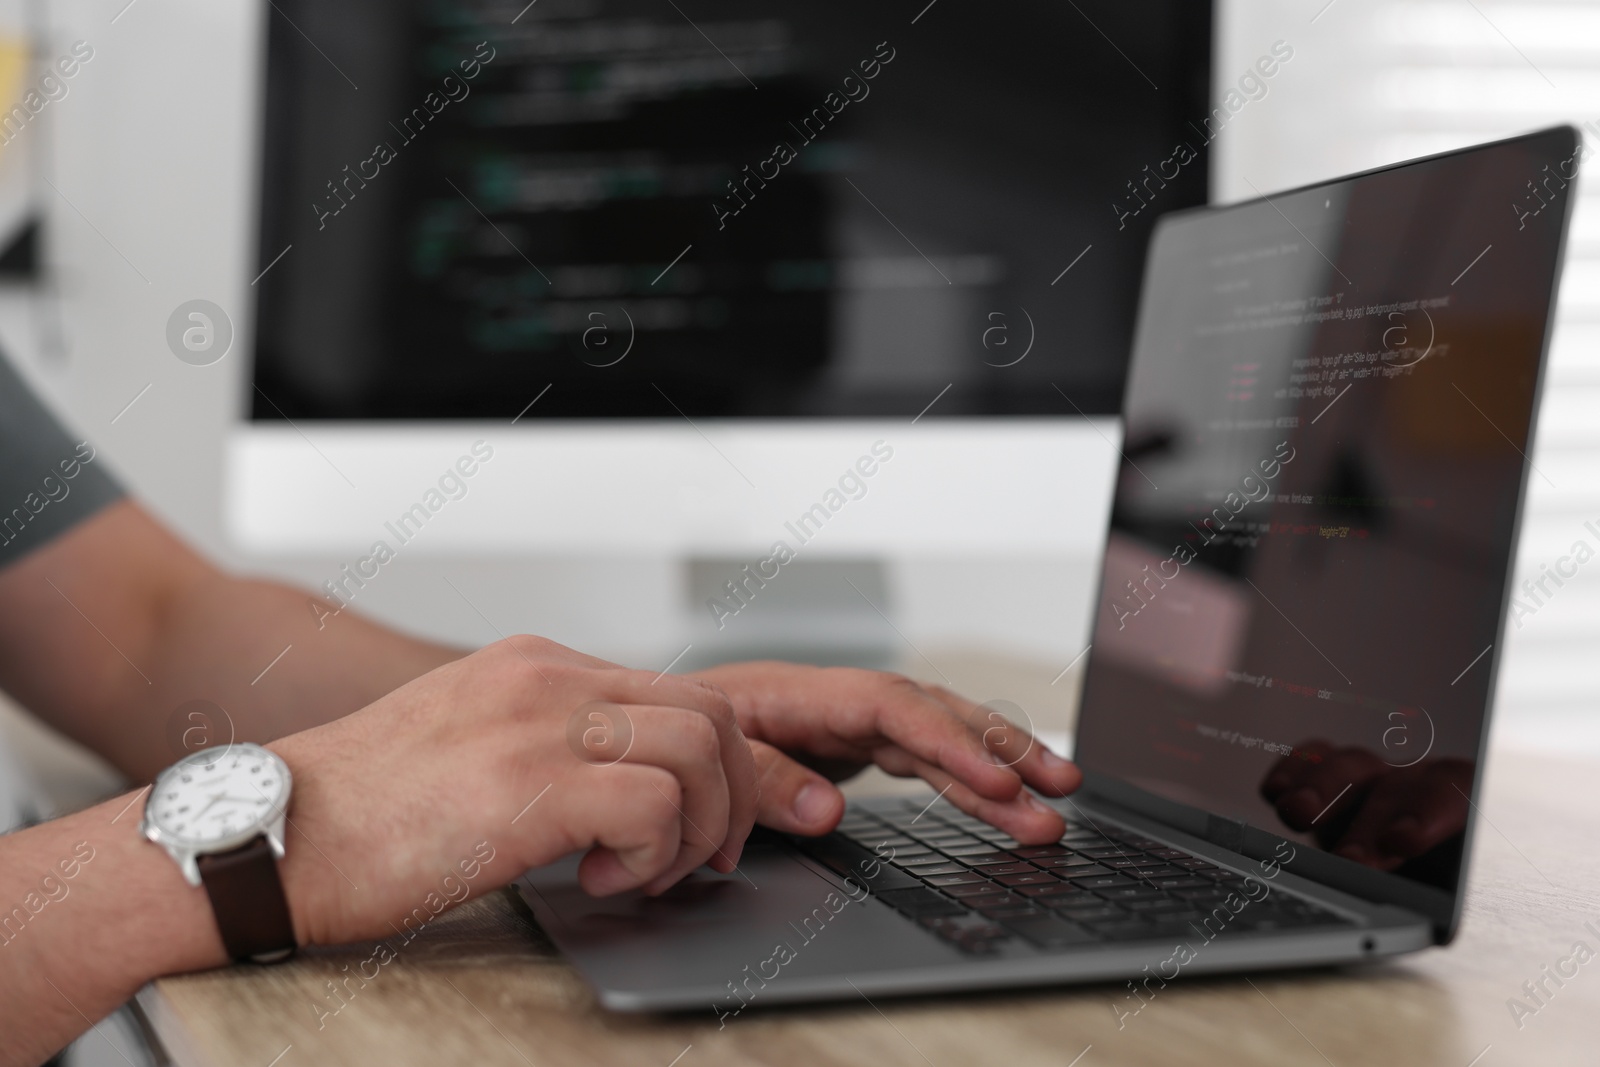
792, 798, 1352, 955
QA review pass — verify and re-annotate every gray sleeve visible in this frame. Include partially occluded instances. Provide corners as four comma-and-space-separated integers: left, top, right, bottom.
0, 351, 123, 565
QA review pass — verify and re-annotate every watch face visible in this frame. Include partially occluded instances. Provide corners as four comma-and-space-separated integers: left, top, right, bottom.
145, 743, 290, 849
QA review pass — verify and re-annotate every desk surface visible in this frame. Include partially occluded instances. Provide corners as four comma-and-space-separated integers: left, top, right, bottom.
137, 740, 1600, 1067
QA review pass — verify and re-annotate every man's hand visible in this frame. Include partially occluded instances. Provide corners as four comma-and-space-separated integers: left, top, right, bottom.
692, 661, 1083, 846
268, 635, 758, 947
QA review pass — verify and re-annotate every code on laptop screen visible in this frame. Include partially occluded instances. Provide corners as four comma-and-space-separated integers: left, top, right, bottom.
1075, 128, 1577, 896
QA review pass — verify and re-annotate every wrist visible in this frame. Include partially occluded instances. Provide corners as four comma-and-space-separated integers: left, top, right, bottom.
30, 793, 229, 996
0, 796, 223, 1067
111, 791, 234, 978
264, 733, 332, 948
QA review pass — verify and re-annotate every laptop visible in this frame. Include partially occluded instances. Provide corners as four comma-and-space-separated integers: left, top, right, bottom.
517, 126, 1579, 1013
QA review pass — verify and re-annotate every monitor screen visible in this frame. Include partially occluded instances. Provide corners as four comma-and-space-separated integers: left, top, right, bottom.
250, 0, 1210, 420
1074, 128, 1577, 903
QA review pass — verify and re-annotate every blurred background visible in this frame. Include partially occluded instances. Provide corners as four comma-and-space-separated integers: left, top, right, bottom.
2, 0, 1598, 817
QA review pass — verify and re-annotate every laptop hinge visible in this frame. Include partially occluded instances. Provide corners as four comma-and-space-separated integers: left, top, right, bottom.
1206, 814, 1247, 854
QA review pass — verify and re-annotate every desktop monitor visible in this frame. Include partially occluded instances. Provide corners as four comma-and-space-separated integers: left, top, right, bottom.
230, 0, 1213, 624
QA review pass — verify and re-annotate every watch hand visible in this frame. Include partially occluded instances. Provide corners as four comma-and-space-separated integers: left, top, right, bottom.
193, 793, 227, 819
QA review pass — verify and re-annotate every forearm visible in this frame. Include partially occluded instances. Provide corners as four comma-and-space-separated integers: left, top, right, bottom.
0, 500, 463, 782
127, 569, 462, 779
0, 792, 225, 1067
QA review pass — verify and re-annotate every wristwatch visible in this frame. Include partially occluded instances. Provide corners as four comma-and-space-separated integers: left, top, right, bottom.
141, 742, 297, 964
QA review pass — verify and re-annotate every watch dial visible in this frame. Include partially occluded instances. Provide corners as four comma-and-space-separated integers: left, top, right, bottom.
148, 745, 288, 846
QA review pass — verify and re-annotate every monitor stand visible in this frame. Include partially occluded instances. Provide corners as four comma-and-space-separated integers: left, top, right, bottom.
681, 557, 897, 672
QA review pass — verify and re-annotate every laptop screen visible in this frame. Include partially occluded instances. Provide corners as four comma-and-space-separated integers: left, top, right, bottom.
1075, 128, 1577, 904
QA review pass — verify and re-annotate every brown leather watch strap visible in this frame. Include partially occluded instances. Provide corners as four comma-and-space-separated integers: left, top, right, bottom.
196, 835, 297, 964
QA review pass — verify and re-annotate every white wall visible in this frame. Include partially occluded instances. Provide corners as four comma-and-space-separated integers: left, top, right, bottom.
16, 0, 260, 551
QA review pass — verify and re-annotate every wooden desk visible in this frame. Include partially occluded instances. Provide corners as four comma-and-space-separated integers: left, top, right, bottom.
137, 742, 1600, 1067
